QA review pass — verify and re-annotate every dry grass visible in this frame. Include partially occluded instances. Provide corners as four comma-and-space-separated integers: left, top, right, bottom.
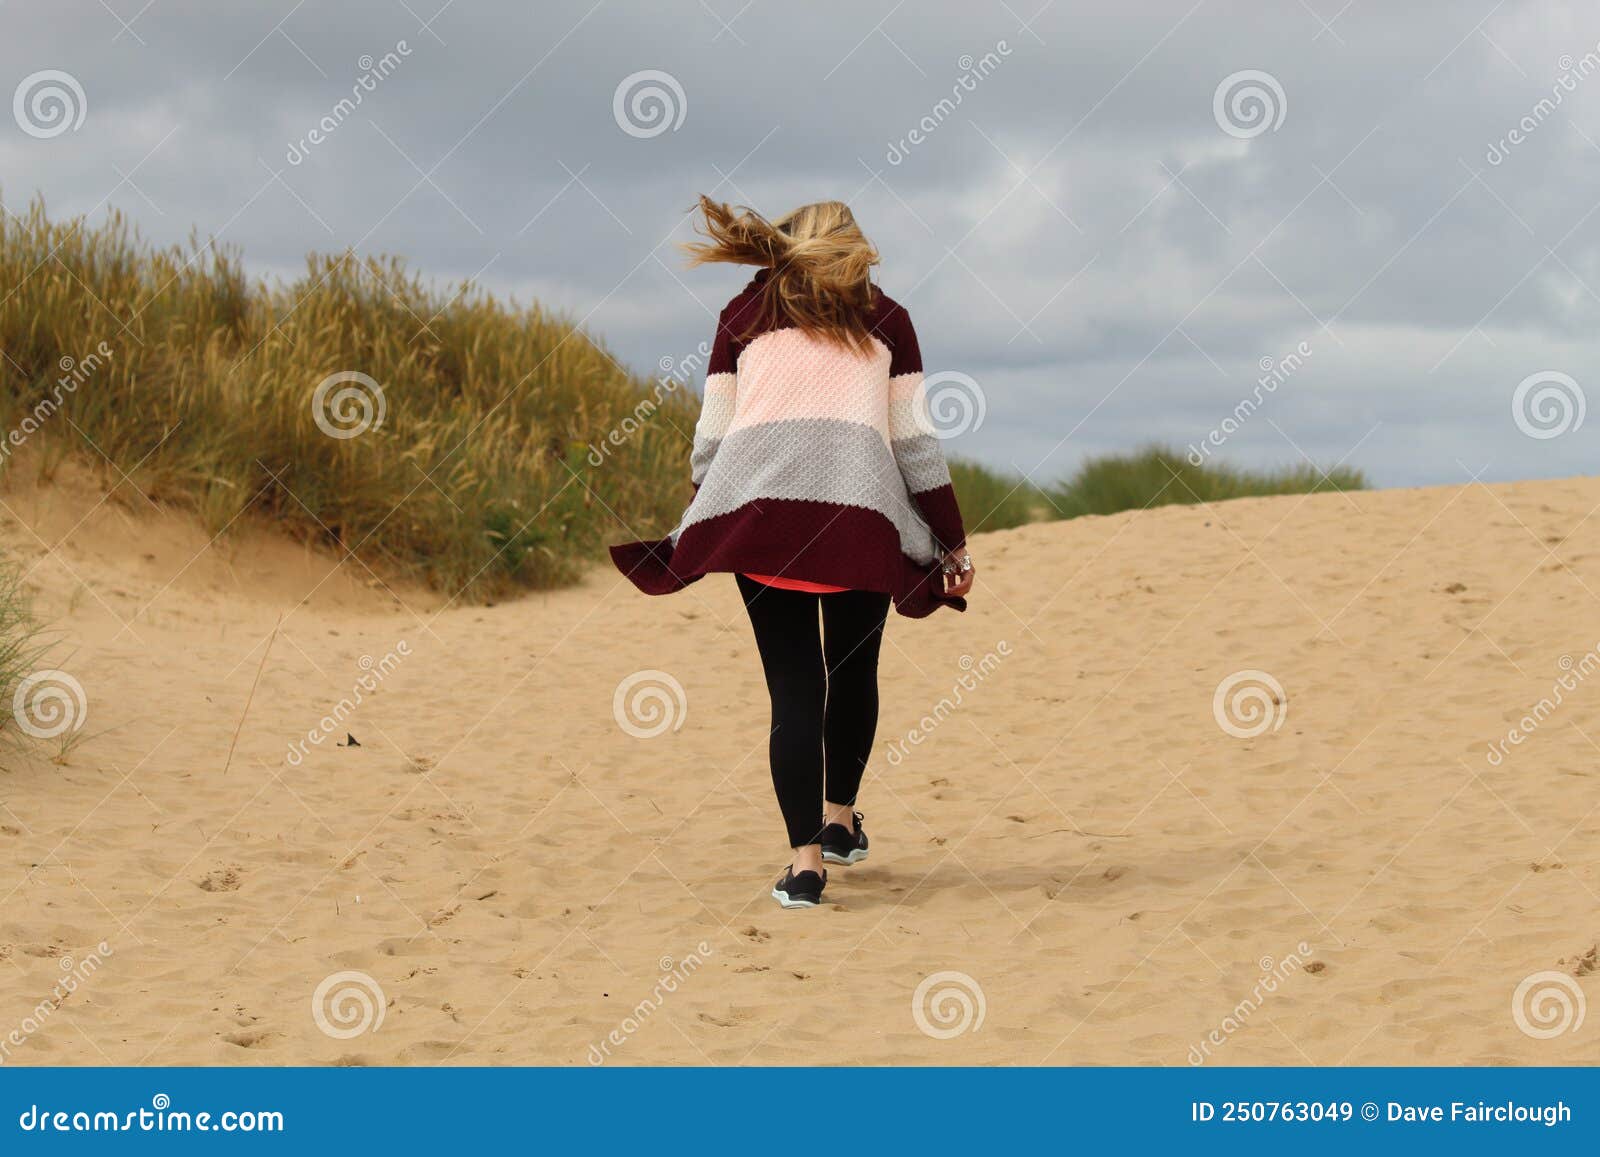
0, 198, 696, 601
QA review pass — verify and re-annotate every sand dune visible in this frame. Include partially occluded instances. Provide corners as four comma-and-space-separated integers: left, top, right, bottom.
0, 466, 1596, 1066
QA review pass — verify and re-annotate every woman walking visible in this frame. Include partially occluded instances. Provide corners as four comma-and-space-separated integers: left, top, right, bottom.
611, 197, 975, 909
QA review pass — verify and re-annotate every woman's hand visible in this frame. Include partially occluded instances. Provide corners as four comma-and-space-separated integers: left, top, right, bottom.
942, 549, 975, 597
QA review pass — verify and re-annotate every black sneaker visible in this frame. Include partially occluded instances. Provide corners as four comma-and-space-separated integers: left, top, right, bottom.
820, 812, 869, 865
771, 866, 826, 909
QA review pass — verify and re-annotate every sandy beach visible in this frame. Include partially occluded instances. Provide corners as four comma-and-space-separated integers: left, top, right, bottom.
0, 465, 1595, 1066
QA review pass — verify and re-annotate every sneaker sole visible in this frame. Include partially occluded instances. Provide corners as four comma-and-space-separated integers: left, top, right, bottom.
771, 887, 820, 909
821, 847, 868, 865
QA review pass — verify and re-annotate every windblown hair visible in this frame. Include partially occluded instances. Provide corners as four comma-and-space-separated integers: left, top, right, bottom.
682, 195, 880, 351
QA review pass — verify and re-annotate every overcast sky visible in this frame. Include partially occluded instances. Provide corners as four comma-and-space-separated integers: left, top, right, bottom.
4, 0, 1598, 488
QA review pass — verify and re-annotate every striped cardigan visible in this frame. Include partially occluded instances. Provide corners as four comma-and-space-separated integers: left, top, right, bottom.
610, 270, 967, 618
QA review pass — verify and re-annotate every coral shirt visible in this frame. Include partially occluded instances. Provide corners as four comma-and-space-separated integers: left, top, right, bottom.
743, 573, 849, 594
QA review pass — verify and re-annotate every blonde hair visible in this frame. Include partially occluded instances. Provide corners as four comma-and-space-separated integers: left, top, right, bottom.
682, 195, 880, 350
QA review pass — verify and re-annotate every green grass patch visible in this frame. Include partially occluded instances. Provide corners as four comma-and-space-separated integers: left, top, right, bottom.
1046, 446, 1366, 519
947, 458, 1050, 531
948, 446, 1366, 533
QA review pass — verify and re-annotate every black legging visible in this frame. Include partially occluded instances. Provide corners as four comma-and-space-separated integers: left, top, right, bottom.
736, 575, 892, 848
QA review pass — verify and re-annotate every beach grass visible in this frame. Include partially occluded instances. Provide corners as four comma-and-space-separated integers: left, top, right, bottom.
951, 447, 1363, 534
0, 559, 50, 754
0, 198, 695, 601
948, 458, 1051, 531
1045, 445, 1367, 519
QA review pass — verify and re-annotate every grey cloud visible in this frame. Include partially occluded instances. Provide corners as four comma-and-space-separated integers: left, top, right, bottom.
3, 0, 1598, 489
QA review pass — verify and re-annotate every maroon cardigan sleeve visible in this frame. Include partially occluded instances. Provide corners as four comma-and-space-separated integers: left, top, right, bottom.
882, 303, 967, 552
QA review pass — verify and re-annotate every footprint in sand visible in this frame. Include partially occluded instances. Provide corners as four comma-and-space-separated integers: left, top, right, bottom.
428, 905, 460, 928
1561, 945, 1597, 976
222, 1029, 280, 1049
405, 1040, 470, 1061
197, 867, 242, 892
